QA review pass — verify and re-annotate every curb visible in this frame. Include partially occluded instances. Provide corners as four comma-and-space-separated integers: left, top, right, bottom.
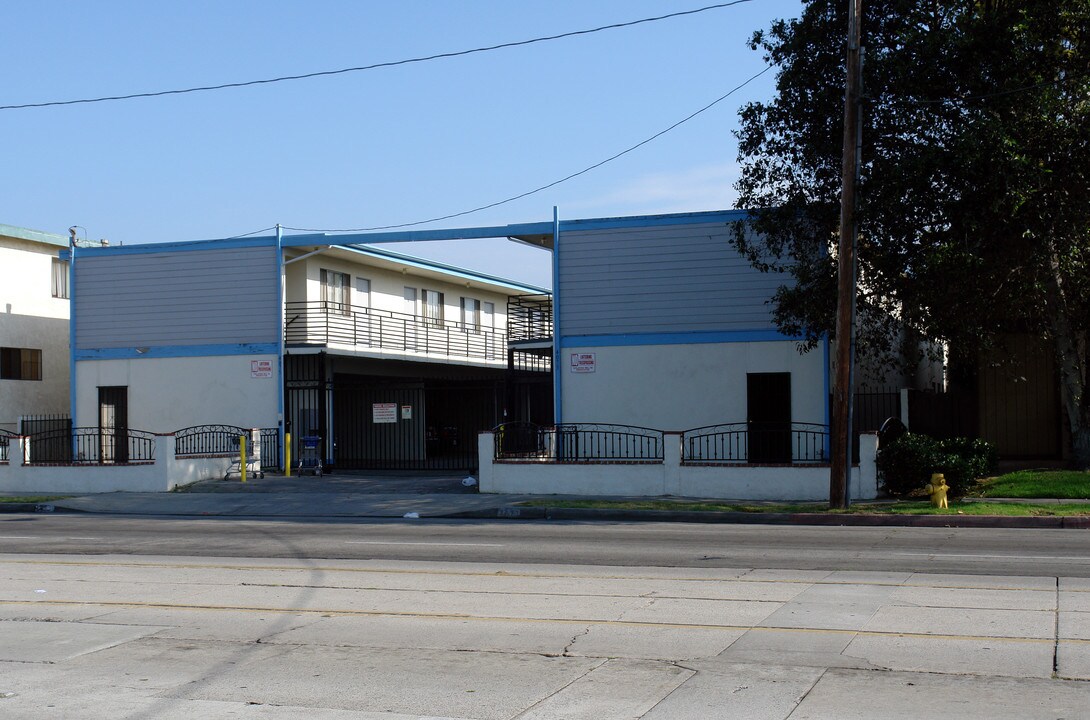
445, 506, 1090, 529
0, 503, 57, 514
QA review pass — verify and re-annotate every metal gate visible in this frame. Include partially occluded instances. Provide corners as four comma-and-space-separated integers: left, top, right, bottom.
332, 376, 501, 471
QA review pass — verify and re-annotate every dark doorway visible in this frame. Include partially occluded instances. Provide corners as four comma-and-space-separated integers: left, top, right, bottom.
98, 386, 129, 463
747, 373, 791, 463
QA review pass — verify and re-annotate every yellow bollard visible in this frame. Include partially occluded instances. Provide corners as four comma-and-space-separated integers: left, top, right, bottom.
240, 435, 247, 483
925, 473, 949, 508
285, 432, 292, 478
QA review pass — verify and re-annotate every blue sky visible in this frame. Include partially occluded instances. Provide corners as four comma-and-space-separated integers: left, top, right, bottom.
3, 0, 803, 287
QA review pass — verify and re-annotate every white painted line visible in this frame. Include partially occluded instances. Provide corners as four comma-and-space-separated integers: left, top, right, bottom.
892, 552, 1090, 563
65, 537, 101, 541
345, 541, 505, 548
0, 536, 39, 540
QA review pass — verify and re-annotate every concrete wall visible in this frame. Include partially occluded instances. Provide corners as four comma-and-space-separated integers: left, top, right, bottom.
561, 341, 826, 430
0, 434, 244, 493
75, 354, 279, 432
0, 233, 71, 430
479, 433, 878, 502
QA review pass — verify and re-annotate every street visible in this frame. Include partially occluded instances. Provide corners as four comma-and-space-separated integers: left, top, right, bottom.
2, 516, 1089, 718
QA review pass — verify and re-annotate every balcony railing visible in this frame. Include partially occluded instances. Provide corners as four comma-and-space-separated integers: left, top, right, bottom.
285, 301, 506, 363
507, 294, 553, 343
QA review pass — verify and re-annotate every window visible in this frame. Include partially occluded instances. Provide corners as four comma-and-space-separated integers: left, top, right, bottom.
461, 297, 480, 331
482, 301, 495, 330
423, 289, 444, 326
51, 259, 69, 298
0, 347, 42, 381
320, 269, 351, 314
355, 278, 371, 307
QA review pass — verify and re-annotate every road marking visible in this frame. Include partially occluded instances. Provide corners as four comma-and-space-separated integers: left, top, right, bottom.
65, 537, 101, 541
892, 552, 1090, 563
0, 536, 39, 540
345, 541, 505, 547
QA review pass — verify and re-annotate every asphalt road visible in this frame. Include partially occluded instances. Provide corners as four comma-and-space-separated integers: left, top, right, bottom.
3, 513, 1090, 576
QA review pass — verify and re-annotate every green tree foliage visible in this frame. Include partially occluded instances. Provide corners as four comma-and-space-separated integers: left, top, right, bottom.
734, 0, 1090, 467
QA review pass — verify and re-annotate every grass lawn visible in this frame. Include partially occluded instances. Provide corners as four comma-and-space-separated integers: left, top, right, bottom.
972, 470, 1090, 499
0, 496, 71, 503
520, 498, 1090, 516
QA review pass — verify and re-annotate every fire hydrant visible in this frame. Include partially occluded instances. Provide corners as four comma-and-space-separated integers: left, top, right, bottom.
925, 473, 950, 509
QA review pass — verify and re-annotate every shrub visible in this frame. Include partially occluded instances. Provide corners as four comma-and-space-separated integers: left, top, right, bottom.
877, 432, 941, 496
877, 433, 998, 497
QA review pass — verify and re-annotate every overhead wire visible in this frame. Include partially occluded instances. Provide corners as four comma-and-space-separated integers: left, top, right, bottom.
1, 1, 756, 111
280, 64, 773, 234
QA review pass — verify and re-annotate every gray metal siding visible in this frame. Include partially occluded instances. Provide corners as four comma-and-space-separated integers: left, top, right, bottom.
75, 246, 280, 349
558, 223, 787, 336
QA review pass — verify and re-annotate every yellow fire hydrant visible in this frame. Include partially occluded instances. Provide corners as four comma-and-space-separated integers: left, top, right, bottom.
925, 473, 950, 509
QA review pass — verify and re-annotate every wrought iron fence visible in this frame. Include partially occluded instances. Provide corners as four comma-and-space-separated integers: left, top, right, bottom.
0, 428, 16, 463
494, 423, 663, 462
175, 425, 249, 456
285, 301, 507, 363
260, 428, 281, 472
682, 422, 829, 464
25, 427, 156, 465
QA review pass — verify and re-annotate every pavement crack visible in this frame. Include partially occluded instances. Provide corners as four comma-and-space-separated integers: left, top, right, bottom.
511, 658, 608, 718
562, 625, 593, 656
783, 667, 827, 719
1053, 576, 1060, 678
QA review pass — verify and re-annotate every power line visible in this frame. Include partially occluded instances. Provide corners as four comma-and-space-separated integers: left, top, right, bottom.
2, 1, 756, 111
281, 65, 773, 235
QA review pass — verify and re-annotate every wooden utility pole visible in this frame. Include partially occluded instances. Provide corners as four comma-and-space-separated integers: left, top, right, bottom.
830, 0, 864, 509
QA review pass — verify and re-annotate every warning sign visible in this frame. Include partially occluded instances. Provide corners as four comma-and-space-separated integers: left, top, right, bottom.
570, 352, 596, 373
250, 360, 273, 378
372, 402, 398, 424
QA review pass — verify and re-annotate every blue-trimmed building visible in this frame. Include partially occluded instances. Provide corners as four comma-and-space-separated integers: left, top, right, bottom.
67, 231, 552, 471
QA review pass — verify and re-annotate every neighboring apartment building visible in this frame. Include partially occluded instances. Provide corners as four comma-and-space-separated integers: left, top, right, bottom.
68, 232, 552, 471
0, 223, 72, 432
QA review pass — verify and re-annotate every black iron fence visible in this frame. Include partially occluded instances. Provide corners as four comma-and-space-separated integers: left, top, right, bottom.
285, 301, 506, 363
0, 428, 16, 463
175, 425, 249, 456
260, 428, 282, 472
494, 423, 664, 462
682, 422, 829, 464
24, 427, 157, 465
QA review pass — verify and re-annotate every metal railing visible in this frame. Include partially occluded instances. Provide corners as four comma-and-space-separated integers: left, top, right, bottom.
494, 423, 664, 463
285, 301, 506, 363
507, 294, 553, 343
175, 425, 250, 456
25, 427, 157, 465
0, 428, 16, 463
682, 422, 829, 464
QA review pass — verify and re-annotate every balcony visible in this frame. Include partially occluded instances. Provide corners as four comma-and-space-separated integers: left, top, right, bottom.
285, 301, 506, 366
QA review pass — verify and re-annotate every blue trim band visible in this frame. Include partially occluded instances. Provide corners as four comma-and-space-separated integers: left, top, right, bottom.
560, 329, 799, 348
75, 343, 280, 360
558, 209, 748, 232
65, 236, 276, 257
68, 242, 77, 425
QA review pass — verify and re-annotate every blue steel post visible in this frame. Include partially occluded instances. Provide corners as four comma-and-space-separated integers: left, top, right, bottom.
67, 237, 77, 429
276, 224, 286, 471
551, 207, 561, 426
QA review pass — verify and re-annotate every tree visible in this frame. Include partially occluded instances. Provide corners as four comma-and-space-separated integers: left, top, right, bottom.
733, 0, 1090, 469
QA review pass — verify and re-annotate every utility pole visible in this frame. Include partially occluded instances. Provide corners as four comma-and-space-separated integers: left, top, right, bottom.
830, 0, 863, 509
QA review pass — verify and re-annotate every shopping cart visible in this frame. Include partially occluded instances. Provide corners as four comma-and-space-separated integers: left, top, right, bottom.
297, 435, 323, 476
224, 433, 264, 480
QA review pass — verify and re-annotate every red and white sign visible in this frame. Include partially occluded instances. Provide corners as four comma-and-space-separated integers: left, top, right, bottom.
250, 360, 273, 378
372, 402, 398, 424
570, 352, 596, 373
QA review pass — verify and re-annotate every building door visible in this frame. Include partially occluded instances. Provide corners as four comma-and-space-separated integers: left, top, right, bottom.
747, 373, 791, 463
98, 386, 129, 463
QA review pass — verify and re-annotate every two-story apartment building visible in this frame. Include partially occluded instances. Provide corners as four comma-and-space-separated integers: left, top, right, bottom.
0, 223, 73, 432
68, 231, 551, 471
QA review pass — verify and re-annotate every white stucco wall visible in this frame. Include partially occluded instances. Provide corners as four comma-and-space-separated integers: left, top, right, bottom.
560, 341, 826, 430
0, 235, 71, 430
75, 354, 279, 432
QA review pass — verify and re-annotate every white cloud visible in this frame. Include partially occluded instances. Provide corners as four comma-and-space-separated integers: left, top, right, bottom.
564, 162, 741, 216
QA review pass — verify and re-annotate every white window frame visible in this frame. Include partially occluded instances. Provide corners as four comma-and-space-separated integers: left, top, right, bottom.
461, 297, 480, 332
320, 269, 351, 314
51, 258, 69, 299
422, 289, 444, 327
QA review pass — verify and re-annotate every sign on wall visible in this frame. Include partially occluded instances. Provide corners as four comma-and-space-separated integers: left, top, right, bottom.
401, 405, 412, 420
570, 352, 596, 373
372, 402, 398, 424
250, 360, 273, 378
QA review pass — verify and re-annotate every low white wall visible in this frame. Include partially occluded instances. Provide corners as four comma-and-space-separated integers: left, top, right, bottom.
0, 433, 258, 494
480, 432, 879, 502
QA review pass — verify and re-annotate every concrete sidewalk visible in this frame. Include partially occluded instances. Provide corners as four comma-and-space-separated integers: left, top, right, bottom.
2, 470, 1087, 528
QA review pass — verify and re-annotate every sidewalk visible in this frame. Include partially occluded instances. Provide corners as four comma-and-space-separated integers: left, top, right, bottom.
4, 472, 1089, 528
